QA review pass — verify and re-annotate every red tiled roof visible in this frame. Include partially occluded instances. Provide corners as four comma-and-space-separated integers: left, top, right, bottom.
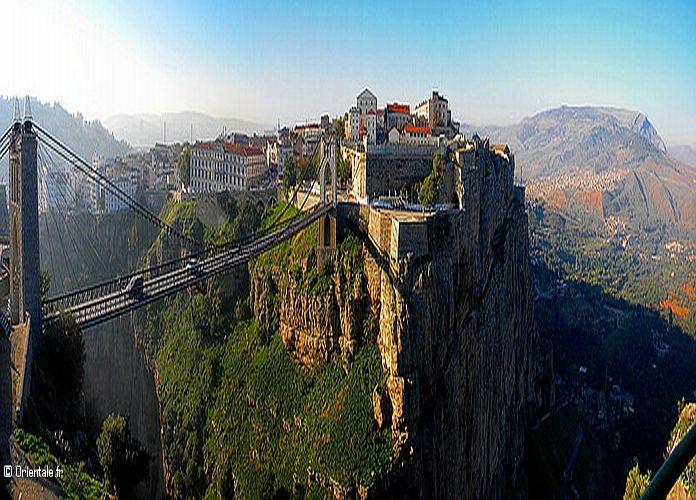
404, 125, 431, 134
387, 103, 410, 114
194, 141, 262, 156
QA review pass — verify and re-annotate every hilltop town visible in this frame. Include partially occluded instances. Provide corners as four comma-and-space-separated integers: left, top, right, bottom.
33, 88, 516, 223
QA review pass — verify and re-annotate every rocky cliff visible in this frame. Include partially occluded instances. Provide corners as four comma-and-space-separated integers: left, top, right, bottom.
250, 144, 553, 497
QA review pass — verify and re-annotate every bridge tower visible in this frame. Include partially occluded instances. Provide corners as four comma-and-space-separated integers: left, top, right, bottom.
318, 134, 337, 268
8, 97, 41, 337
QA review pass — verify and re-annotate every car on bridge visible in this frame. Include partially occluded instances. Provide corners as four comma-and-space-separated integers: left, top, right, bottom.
125, 275, 144, 299
185, 258, 201, 274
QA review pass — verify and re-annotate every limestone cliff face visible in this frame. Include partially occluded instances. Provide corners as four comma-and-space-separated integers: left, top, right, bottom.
366, 147, 553, 497
250, 146, 553, 497
250, 247, 369, 368
83, 315, 165, 500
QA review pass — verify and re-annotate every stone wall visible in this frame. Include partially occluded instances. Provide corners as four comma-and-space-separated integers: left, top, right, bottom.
346, 144, 440, 201
390, 218, 428, 261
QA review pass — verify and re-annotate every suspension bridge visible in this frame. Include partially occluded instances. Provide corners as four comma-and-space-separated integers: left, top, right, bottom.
0, 96, 339, 426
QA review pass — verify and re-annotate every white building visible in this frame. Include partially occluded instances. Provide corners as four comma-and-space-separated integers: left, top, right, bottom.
414, 90, 459, 136
365, 111, 377, 145
415, 91, 451, 128
345, 107, 361, 142
295, 124, 322, 158
385, 103, 412, 132
189, 141, 266, 193
104, 175, 137, 213
402, 125, 440, 145
356, 88, 377, 116
345, 89, 379, 145
266, 136, 294, 171
387, 126, 441, 146
38, 163, 71, 212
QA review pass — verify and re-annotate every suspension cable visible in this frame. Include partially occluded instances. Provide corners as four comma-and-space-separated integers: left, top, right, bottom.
33, 123, 203, 249
37, 146, 79, 288
43, 131, 334, 304
38, 141, 110, 275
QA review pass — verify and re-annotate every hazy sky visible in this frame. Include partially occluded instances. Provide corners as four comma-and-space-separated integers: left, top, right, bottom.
3, 0, 695, 146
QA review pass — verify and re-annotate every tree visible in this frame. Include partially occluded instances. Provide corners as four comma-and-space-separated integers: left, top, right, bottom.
40, 271, 50, 302
97, 413, 151, 499
29, 312, 85, 432
177, 146, 191, 188
337, 156, 350, 187
282, 156, 297, 194
331, 117, 346, 141
623, 464, 650, 500
419, 151, 445, 207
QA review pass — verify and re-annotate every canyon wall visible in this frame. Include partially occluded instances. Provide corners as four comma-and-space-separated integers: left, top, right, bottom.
83, 315, 165, 499
250, 145, 553, 497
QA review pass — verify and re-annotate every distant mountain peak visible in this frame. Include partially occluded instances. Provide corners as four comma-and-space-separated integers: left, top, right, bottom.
631, 112, 667, 153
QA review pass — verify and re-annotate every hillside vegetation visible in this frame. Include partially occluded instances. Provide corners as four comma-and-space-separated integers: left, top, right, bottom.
0, 96, 129, 180
145, 202, 393, 497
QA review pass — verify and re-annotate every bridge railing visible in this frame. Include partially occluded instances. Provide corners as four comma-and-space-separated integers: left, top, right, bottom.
41, 200, 319, 317
43, 203, 333, 329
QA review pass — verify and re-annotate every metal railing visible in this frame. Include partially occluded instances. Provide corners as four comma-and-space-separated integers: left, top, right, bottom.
42, 204, 332, 329
641, 421, 696, 499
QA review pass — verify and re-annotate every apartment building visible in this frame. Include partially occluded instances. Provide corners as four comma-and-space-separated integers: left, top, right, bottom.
190, 141, 266, 193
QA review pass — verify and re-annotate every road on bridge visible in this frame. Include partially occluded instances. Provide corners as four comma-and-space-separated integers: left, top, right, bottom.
43, 204, 332, 330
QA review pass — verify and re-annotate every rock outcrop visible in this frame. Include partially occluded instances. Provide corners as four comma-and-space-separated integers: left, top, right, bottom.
250, 240, 370, 369
249, 142, 553, 497
362, 145, 553, 497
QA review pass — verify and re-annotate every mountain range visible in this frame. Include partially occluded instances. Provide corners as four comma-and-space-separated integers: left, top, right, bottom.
461, 106, 696, 236
670, 144, 696, 168
0, 96, 129, 182
103, 111, 269, 148
3, 97, 695, 239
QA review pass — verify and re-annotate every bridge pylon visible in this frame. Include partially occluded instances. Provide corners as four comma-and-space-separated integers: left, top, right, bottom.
8, 97, 41, 339
318, 134, 338, 269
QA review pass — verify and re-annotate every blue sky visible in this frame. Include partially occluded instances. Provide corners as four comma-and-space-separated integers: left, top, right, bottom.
3, 0, 696, 146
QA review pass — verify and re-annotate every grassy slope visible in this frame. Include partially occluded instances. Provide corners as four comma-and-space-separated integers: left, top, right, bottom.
153, 202, 392, 497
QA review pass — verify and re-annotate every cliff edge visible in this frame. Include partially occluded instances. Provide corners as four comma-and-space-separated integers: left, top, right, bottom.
251, 138, 554, 497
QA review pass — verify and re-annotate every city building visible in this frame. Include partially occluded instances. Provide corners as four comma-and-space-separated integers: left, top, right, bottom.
356, 88, 377, 116
294, 123, 322, 158
414, 91, 459, 137
385, 103, 413, 132
346, 107, 361, 142
344, 89, 380, 145
151, 143, 182, 191
38, 163, 71, 212
266, 135, 294, 171
365, 111, 377, 145
103, 175, 137, 213
189, 140, 266, 193
402, 125, 440, 146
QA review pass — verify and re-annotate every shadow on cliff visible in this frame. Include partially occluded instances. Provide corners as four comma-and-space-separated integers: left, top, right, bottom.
526, 262, 696, 498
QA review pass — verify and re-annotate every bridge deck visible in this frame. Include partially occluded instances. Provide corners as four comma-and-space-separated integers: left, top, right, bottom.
42, 204, 332, 330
